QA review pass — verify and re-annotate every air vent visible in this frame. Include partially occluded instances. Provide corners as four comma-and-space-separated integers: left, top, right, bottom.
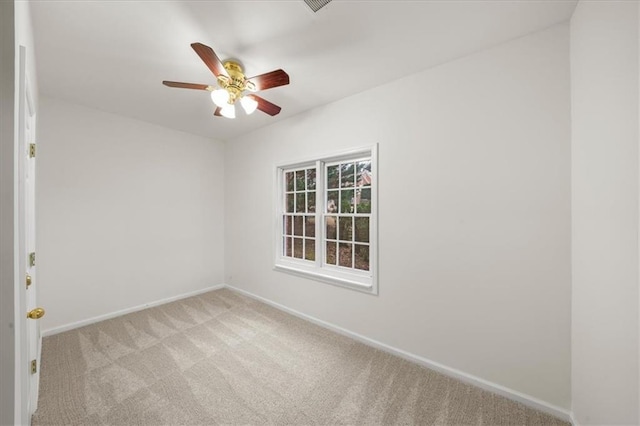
303, 0, 332, 13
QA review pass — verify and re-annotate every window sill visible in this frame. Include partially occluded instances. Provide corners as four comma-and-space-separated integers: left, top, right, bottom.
273, 263, 377, 295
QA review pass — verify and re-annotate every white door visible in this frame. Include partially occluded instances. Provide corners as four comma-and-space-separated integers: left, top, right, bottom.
25, 86, 39, 416
19, 45, 42, 420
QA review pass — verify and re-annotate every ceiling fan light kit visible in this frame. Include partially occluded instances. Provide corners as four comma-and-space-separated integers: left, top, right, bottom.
163, 43, 289, 119
220, 104, 236, 119
210, 89, 230, 107
240, 96, 258, 115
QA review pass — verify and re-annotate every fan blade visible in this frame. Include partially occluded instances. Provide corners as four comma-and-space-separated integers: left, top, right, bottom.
191, 42, 229, 78
247, 94, 282, 116
214, 107, 222, 117
247, 69, 289, 91
163, 81, 212, 90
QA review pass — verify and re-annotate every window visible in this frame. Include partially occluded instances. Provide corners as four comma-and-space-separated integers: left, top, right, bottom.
275, 145, 377, 294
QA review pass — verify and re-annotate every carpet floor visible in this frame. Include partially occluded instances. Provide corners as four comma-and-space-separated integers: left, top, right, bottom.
33, 288, 568, 425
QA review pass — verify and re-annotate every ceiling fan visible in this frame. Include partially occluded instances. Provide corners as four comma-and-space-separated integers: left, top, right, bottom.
163, 42, 290, 119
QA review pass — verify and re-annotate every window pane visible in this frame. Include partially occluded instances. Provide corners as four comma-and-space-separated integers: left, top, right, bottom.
305, 238, 315, 261
338, 216, 353, 241
341, 162, 355, 188
357, 161, 372, 187
326, 216, 337, 240
286, 172, 294, 192
355, 244, 369, 271
307, 191, 316, 213
284, 237, 292, 257
294, 216, 303, 236
326, 241, 337, 265
340, 189, 354, 213
305, 216, 315, 238
354, 217, 369, 242
327, 165, 339, 189
339, 243, 353, 268
327, 190, 338, 213
307, 169, 316, 190
296, 170, 305, 191
356, 188, 371, 214
294, 238, 303, 259
284, 215, 293, 236
296, 193, 306, 213
286, 193, 294, 213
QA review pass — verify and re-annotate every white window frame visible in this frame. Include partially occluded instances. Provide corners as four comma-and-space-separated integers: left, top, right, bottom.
274, 144, 378, 295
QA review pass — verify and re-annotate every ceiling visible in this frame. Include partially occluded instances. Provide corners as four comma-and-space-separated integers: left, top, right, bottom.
30, 0, 577, 142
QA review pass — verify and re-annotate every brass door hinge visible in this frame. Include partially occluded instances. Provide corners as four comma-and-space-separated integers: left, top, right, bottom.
30, 359, 37, 374
28, 252, 35, 267
29, 143, 36, 158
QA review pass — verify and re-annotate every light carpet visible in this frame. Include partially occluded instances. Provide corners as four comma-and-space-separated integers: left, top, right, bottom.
33, 288, 568, 425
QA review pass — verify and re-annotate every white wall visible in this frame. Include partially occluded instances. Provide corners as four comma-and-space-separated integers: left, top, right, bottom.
570, 1, 640, 425
37, 97, 226, 332
0, 2, 16, 424
225, 24, 571, 410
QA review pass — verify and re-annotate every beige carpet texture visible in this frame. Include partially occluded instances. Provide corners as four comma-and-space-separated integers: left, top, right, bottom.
33, 288, 568, 425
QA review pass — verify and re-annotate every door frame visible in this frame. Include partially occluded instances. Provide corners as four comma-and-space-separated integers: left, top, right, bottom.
16, 43, 39, 425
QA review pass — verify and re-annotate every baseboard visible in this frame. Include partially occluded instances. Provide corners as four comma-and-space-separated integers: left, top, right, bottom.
570, 412, 579, 426
225, 284, 573, 423
41, 284, 226, 337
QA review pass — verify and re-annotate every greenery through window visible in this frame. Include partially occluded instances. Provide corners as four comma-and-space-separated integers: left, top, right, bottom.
283, 167, 316, 261
324, 159, 371, 271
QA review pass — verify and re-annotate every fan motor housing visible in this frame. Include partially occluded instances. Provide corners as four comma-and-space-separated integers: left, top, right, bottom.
218, 61, 247, 103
